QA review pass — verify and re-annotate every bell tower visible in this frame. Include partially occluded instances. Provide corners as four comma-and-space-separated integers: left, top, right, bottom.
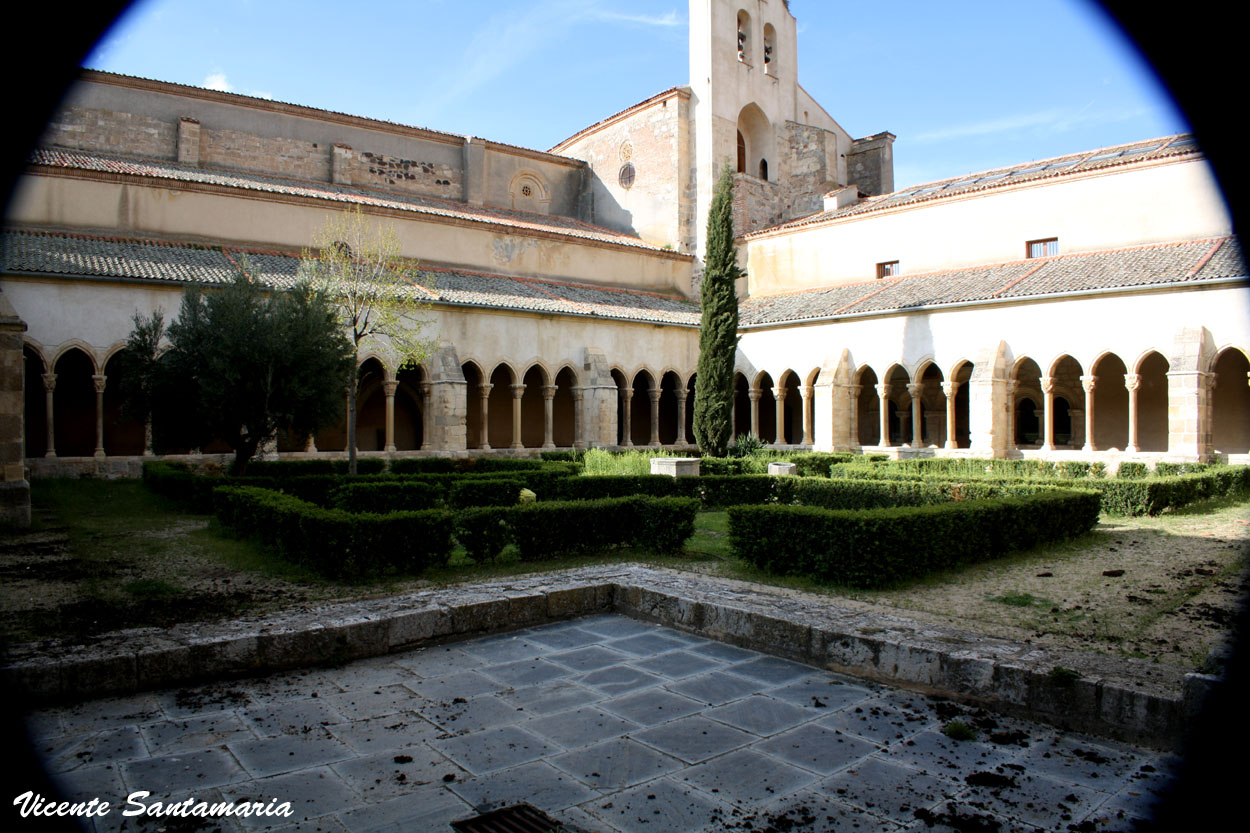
687, 0, 892, 253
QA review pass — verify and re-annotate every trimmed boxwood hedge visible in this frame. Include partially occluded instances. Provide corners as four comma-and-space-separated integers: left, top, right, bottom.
213, 485, 454, 579
729, 489, 1101, 588
508, 496, 699, 559
331, 481, 442, 513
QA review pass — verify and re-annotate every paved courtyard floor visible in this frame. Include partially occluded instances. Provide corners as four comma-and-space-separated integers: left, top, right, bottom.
29, 614, 1176, 833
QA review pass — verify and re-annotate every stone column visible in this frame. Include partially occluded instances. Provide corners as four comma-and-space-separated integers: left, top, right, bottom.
542, 385, 557, 449
143, 419, 154, 457
846, 385, 861, 448
1040, 377, 1056, 451
304, 434, 318, 453
942, 382, 958, 449
571, 387, 585, 450
383, 380, 398, 452
1080, 375, 1097, 453
1005, 381, 1018, 452
621, 388, 634, 447
92, 374, 107, 459
748, 389, 761, 437
0, 297, 30, 525
42, 373, 56, 458
478, 383, 492, 450
800, 384, 814, 446
675, 388, 688, 444
343, 387, 352, 453
907, 383, 923, 447
876, 384, 890, 446
773, 385, 787, 444
510, 384, 525, 450
649, 387, 661, 447
1124, 372, 1141, 453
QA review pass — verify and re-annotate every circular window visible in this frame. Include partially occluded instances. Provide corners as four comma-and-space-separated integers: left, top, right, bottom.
521, 184, 533, 197
619, 141, 633, 162
618, 163, 636, 190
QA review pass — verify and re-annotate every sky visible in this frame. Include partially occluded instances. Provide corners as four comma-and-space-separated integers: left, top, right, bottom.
83, 0, 1188, 189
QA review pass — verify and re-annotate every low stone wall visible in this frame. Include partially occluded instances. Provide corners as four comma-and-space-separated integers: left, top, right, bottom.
2, 565, 1205, 749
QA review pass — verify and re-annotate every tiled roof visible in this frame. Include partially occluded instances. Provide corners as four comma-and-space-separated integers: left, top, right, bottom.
752, 135, 1204, 236
740, 237, 1246, 326
0, 228, 700, 327
27, 149, 678, 254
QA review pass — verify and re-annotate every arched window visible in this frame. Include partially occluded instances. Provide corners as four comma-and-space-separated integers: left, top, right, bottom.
737, 10, 750, 62
737, 131, 747, 173
758, 158, 768, 181
763, 23, 776, 73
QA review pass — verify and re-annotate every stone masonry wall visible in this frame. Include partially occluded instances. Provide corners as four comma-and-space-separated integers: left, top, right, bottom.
40, 106, 177, 161
783, 122, 835, 219
200, 127, 331, 181
332, 147, 462, 201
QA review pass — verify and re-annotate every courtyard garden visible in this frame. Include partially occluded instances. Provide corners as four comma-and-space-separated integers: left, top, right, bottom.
2, 450, 1246, 674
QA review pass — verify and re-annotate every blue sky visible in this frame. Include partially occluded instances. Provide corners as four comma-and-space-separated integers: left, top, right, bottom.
85, 0, 1187, 189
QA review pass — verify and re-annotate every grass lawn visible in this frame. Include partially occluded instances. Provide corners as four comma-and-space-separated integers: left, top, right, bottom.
2, 479, 1246, 671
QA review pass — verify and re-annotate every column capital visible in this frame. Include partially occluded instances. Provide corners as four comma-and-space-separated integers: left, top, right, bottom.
941, 381, 956, 398
570, 385, 585, 401
1040, 376, 1056, 394
511, 384, 526, 398
875, 383, 888, 398
541, 384, 558, 399
621, 388, 633, 401
847, 384, 862, 396
382, 380, 399, 396
648, 388, 661, 403
1080, 374, 1097, 393
772, 385, 786, 399
42, 372, 56, 392
800, 384, 814, 400
479, 382, 493, 396
674, 387, 687, 400
906, 382, 922, 397
1123, 373, 1141, 392
92, 374, 107, 394
747, 390, 762, 402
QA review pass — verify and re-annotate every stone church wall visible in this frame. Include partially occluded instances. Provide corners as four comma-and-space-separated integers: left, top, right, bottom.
40, 106, 178, 161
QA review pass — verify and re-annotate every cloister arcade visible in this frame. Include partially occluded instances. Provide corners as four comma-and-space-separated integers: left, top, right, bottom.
18, 337, 1250, 463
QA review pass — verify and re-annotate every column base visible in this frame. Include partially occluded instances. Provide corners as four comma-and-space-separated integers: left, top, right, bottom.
93, 449, 106, 459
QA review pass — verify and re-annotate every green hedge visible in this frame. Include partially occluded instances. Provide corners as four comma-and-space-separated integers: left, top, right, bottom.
729, 489, 1101, 588
827, 462, 1250, 515
213, 485, 453, 579
449, 478, 524, 509
331, 481, 442, 513
1116, 462, 1149, 479
244, 458, 388, 477
508, 495, 699, 559
547, 475, 678, 501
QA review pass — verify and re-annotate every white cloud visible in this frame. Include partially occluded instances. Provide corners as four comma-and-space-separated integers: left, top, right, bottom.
913, 104, 1152, 144
202, 72, 232, 92
596, 9, 682, 27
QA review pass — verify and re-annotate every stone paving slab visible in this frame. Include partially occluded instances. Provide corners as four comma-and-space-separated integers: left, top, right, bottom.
22, 614, 1176, 832
5, 565, 1200, 748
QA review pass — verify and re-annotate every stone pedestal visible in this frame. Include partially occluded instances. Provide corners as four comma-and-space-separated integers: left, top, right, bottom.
650, 457, 700, 478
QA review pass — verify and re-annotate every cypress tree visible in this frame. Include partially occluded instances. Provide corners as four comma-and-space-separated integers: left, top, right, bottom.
693, 165, 742, 457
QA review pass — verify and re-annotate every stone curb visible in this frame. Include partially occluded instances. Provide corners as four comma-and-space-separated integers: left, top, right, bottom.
4, 565, 1198, 749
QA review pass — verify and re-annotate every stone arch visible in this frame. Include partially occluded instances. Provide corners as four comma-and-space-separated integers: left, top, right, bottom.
733, 372, 750, 439
1092, 352, 1129, 451
52, 346, 98, 457
736, 9, 751, 62
755, 370, 776, 443
51, 340, 100, 375
553, 365, 578, 448
1050, 355, 1085, 448
520, 364, 547, 448
102, 348, 147, 455
23, 343, 49, 457
684, 372, 697, 444
776, 369, 803, 445
762, 22, 776, 74
611, 368, 629, 446
488, 363, 519, 448
509, 169, 550, 214
855, 366, 880, 446
1135, 351, 1170, 452
882, 364, 911, 446
1013, 357, 1044, 447
353, 357, 390, 452
948, 360, 974, 449
461, 360, 487, 449
630, 368, 656, 447
1212, 347, 1250, 454
914, 361, 943, 447
658, 370, 682, 446
736, 103, 775, 183
392, 365, 426, 451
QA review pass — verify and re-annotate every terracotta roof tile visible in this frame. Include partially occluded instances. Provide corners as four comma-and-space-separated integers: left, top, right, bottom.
740, 237, 1245, 325
1, 228, 700, 327
28, 148, 677, 254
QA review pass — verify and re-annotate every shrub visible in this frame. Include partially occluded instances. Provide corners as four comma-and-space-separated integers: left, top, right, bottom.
728, 432, 765, 458
547, 475, 677, 501
331, 480, 442, 513
1116, 462, 1149, 479
449, 478, 523, 509
507, 496, 700, 560
728, 489, 1100, 588
454, 506, 513, 563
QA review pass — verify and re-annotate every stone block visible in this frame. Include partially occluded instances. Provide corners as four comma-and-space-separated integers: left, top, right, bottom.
388, 606, 450, 649
136, 642, 194, 690
188, 633, 259, 676
650, 457, 699, 477
5, 656, 62, 703
505, 592, 548, 626
766, 462, 796, 476
450, 597, 512, 634
546, 584, 600, 618
61, 652, 137, 699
